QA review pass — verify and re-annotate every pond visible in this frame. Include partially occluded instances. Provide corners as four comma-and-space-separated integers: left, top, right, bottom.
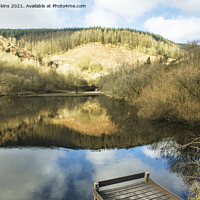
0, 96, 196, 200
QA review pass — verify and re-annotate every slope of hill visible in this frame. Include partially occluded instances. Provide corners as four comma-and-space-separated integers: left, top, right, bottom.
0, 36, 78, 95
0, 28, 199, 131
0, 28, 182, 59
0, 29, 181, 95
45, 43, 162, 83
0, 36, 41, 64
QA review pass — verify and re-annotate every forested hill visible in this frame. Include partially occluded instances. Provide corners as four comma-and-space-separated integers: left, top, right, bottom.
0, 27, 182, 59
0, 27, 199, 131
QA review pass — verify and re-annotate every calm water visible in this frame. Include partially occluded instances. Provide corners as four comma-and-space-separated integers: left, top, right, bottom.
0, 96, 195, 200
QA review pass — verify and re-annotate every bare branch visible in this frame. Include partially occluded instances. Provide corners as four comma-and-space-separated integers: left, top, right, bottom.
177, 79, 199, 98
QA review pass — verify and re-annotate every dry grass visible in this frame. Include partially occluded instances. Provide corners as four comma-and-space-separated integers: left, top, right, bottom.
0, 40, 163, 94
50, 115, 116, 135
99, 43, 200, 126
46, 43, 160, 84
0, 36, 41, 63
49, 100, 117, 135
136, 64, 200, 124
49, 43, 159, 66
0, 52, 88, 95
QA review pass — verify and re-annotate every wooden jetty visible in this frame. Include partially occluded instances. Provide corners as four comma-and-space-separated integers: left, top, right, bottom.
93, 172, 182, 200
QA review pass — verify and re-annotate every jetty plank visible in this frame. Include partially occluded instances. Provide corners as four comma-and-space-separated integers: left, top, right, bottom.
93, 172, 182, 200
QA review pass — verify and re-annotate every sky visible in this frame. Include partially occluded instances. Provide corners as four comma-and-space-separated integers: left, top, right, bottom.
0, 0, 200, 43
0, 147, 186, 200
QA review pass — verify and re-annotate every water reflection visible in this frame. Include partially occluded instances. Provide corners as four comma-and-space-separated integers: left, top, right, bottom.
87, 148, 187, 198
0, 96, 190, 149
0, 147, 187, 200
0, 149, 66, 200
49, 98, 116, 135
0, 96, 199, 199
149, 136, 200, 198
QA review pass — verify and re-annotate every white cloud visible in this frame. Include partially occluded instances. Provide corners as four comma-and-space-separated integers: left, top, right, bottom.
142, 146, 160, 159
142, 139, 180, 159
0, 0, 84, 28
0, 148, 93, 200
86, 150, 116, 165
85, 0, 161, 27
95, 0, 161, 18
167, 0, 200, 15
1, 0, 200, 32
85, 9, 118, 27
0, 148, 67, 200
144, 16, 200, 43
0, 10, 64, 29
86, 149, 185, 193
86, 150, 149, 183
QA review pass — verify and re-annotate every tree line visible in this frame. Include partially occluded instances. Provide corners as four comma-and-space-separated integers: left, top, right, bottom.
98, 42, 200, 127
0, 27, 182, 59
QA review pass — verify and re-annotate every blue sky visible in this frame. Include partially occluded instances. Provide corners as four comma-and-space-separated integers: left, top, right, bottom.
0, 146, 187, 200
0, 0, 200, 43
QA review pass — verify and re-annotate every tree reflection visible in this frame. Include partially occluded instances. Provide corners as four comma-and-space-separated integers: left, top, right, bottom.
0, 96, 198, 150
0, 95, 199, 198
149, 133, 200, 199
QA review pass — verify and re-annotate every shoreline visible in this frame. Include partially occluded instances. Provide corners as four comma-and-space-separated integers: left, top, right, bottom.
28, 91, 105, 97
0, 91, 105, 98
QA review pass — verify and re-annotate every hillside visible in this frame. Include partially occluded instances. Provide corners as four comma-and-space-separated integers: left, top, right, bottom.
0, 28, 199, 200
0, 33, 173, 94
48, 43, 160, 66
45, 43, 162, 83
0, 36, 41, 64
0, 28, 182, 59
1, 28, 198, 128
0, 36, 73, 95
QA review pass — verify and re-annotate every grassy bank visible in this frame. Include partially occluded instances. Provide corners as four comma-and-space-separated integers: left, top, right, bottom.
0, 53, 89, 95
98, 42, 200, 126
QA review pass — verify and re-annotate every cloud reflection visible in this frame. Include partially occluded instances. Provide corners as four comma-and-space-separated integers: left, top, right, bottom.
0, 146, 187, 200
86, 148, 186, 197
86, 150, 151, 181
0, 148, 66, 200
142, 138, 181, 159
